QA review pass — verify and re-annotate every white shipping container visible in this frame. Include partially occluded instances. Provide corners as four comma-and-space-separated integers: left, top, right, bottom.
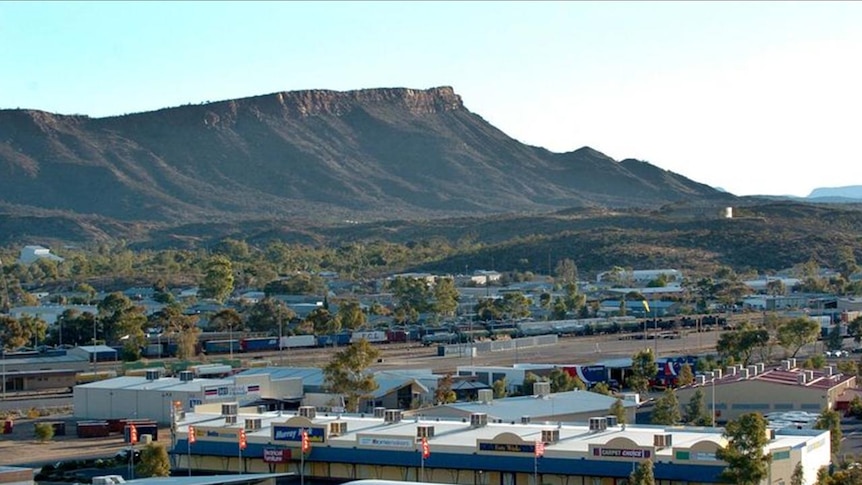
279, 334, 317, 348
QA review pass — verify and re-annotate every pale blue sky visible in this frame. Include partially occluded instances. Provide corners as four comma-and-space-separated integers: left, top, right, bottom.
2, 1, 860, 197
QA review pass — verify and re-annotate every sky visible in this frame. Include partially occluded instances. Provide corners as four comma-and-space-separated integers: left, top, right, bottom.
1, 1, 860, 197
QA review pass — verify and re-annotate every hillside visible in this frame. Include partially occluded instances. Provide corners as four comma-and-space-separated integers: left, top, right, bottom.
0, 86, 732, 226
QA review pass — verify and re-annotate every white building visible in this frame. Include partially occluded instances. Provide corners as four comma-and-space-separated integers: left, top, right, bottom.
18, 245, 64, 264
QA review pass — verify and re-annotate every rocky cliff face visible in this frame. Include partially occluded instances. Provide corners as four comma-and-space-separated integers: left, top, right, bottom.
0, 86, 733, 225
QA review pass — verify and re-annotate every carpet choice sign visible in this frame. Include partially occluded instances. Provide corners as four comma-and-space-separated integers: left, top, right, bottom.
592, 447, 652, 459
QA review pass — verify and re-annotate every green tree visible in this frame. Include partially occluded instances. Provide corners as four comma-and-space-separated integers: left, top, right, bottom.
592, 382, 611, 396
246, 297, 295, 333
492, 378, 508, 399
522, 372, 539, 396
336, 300, 366, 331
651, 388, 681, 425
685, 389, 710, 426
629, 348, 658, 394
0, 315, 34, 350
717, 413, 771, 485
199, 256, 234, 303
34, 422, 55, 442
389, 276, 433, 318
157, 305, 200, 360
814, 408, 842, 456
548, 368, 585, 392
264, 274, 326, 296
307, 308, 340, 337
435, 373, 457, 404
777, 317, 821, 358
827, 323, 844, 352
629, 459, 655, 485
849, 316, 862, 344
554, 259, 579, 285
677, 363, 695, 387
208, 308, 243, 333
433, 277, 460, 317
717, 324, 770, 366
136, 442, 171, 477
323, 339, 380, 412
791, 462, 804, 485
609, 398, 627, 425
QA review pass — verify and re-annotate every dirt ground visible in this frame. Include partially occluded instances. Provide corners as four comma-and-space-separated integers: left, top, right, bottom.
0, 413, 170, 467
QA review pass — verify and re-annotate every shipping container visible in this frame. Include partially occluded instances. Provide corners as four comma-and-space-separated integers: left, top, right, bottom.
280, 335, 317, 349
203, 339, 240, 354
77, 421, 110, 438
241, 337, 279, 352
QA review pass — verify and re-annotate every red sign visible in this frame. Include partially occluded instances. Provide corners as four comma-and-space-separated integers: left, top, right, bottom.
263, 448, 291, 463
129, 424, 138, 444
421, 437, 430, 459
535, 440, 544, 458
239, 429, 247, 450
188, 425, 196, 445
301, 429, 311, 454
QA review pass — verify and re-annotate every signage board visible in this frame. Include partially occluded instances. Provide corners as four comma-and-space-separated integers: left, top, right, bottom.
357, 436, 415, 449
272, 425, 325, 443
478, 442, 537, 454
263, 448, 291, 463
592, 447, 652, 459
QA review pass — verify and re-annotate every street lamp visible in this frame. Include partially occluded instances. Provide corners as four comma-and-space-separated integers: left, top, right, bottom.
708, 371, 716, 427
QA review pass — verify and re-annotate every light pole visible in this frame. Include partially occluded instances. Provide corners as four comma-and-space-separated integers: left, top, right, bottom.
709, 371, 716, 427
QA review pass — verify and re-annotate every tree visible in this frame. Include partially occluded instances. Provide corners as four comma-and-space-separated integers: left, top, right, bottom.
777, 317, 821, 358
522, 372, 539, 396
685, 389, 710, 426
548, 368, 585, 392
629, 459, 655, 485
849, 316, 862, 344
814, 408, 842, 456
0, 315, 33, 350
554, 258, 578, 285
592, 382, 611, 396
651, 388, 681, 425
609, 398, 627, 425
435, 373, 457, 404
208, 308, 243, 333
336, 300, 366, 331
717, 324, 770, 366
157, 305, 200, 360
246, 297, 295, 333
323, 339, 380, 412
264, 274, 327, 296
136, 442, 171, 477
717, 413, 770, 485
677, 363, 695, 387
629, 348, 658, 394
390, 276, 433, 318
791, 462, 804, 485
433, 277, 460, 318
34, 422, 55, 442
827, 323, 844, 352
307, 308, 340, 337
492, 378, 508, 399
199, 256, 234, 303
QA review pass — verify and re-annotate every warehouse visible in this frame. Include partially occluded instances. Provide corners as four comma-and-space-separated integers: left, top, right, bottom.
675, 359, 856, 423
74, 369, 303, 424
172, 404, 830, 485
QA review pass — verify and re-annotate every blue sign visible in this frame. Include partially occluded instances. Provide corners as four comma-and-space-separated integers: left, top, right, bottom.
478, 442, 536, 454
272, 425, 325, 443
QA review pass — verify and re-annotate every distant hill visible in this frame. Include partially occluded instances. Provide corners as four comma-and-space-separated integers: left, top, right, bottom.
808, 185, 862, 201
0, 86, 733, 230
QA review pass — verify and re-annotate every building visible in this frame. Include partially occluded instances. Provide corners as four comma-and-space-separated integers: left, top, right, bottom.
17, 245, 64, 264
0, 466, 34, 485
675, 359, 856, 423
408, 385, 638, 425
73, 370, 303, 425
172, 405, 830, 485
596, 269, 683, 285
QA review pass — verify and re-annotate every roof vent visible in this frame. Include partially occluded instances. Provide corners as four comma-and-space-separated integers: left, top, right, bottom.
589, 417, 608, 433
521, 416, 531, 424
470, 413, 488, 428
713, 369, 722, 380
299, 406, 317, 419
244, 418, 261, 430
605, 415, 618, 427
756, 363, 765, 374
782, 360, 792, 371
145, 370, 160, 381
329, 421, 347, 436
696, 375, 706, 385
221, 403, 238, 416
541, 429, 560, 443
654, 434, 673, 448
788, 358, 797, 369
797, 372, 807, 385
224, 414, 237, 425
805, 370, 815, 382
179, 371, 194, 382
373, 407, 386, 418
767, 428, 776, 441
826, 365, 835, 377
534, 381, 551, 397
739, 368, 750, 379
477, 389, 493, 404
384, 409, 402, 424
747, 365, 758, 376
417, 425, 435, 438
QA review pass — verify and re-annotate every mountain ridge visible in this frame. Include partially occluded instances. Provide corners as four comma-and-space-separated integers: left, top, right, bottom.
0, 86, 734, 235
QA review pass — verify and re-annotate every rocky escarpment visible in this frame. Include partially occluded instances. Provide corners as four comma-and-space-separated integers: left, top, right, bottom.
0, 86, 734, 225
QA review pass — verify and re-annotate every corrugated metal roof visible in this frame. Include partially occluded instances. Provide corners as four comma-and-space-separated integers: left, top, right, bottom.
433, 390, 636, 421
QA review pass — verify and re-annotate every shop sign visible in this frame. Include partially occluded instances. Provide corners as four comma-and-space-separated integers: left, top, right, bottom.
263, 448, 291, 463
357, 436, 415, 448
478, 442, 537, 454
592, 447, 652, 459
272, 425, 325, 443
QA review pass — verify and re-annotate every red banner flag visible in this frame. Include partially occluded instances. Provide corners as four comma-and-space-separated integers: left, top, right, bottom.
188, 425, 196, 444
535, 440, 544, 457
239, 429, 247, 450
129, 424, 138, 444
421, 437, 430, 459
301, 429, 311, 454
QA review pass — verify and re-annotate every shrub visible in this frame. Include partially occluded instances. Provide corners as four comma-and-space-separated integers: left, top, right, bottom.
34, 422, 55, 442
